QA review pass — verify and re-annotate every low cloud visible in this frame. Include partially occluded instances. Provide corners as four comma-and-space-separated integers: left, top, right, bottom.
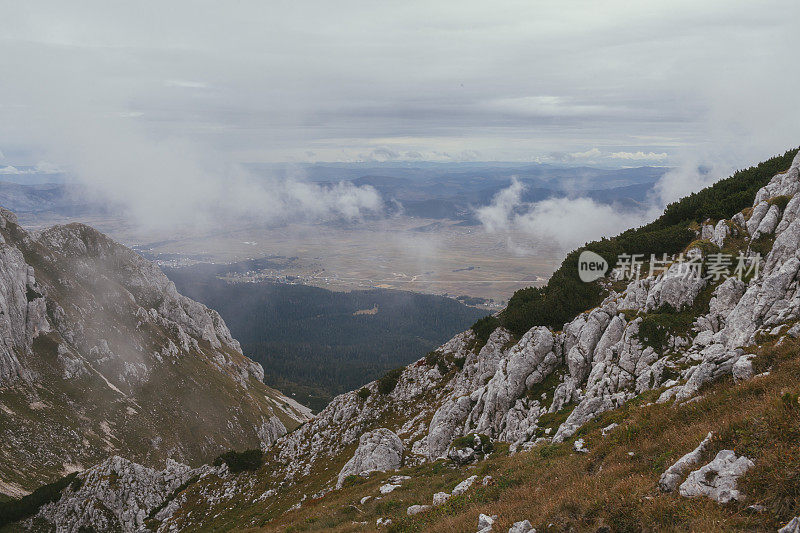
0, 162, 62, 174
33, 111, 383, 233
476, 175, 683, 256
570, 148, 602, 160
610, 151, 668, 161
477, 151, 756, 257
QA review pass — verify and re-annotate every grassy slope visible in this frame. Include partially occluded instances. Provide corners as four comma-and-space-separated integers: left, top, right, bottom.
252, 335, 800, 532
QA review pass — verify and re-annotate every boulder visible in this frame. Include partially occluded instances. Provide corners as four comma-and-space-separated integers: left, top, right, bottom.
337, 428, 404, 488
678, 450, 754, 503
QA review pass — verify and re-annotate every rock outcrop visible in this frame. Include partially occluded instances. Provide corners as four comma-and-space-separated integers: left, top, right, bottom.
337, 428, 404, 488
29, 456, 204, 532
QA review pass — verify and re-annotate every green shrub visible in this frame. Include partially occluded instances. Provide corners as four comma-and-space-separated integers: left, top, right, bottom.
452, 433, 493, 455
424, 351, 441, 366
357, 387, 371, 400
768, 194, 792, 211
377, 367, 404, 395
471, 315, 500, 350
212, 449, 263, 473
750, 234, 776, 256
636, 304, 695, 352
340, 474, 363, 488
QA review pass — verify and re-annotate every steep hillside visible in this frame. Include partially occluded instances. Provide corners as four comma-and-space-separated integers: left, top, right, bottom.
9, 147, 800, 532
0, 213, 311, 496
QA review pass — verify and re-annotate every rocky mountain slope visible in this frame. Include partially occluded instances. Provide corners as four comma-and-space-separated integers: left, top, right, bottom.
7, 147, 800, 532
0, 213, 311, 497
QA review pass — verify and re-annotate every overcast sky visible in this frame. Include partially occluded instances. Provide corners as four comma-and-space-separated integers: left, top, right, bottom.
1, 0, 798, 169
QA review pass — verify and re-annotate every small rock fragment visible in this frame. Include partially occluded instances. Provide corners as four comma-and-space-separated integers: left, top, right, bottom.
477, 513, 497, 532
406, 504, 431, 516
508, 519, 535, 533
433, 491, 451, 506
780, 516, 800, 533
452, 475, 478, 496
601, 423, 618, 436
379, 484, 400, 494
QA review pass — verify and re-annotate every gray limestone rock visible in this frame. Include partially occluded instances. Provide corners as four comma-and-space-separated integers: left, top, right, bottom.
678, 450, 754, 504
659, 432, 713, 492
337, 428, 404, 488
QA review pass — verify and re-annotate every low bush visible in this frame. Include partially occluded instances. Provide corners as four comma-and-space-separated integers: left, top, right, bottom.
470, 315, 500, 351
212, 449, 263, 473
377, 367, 404, 395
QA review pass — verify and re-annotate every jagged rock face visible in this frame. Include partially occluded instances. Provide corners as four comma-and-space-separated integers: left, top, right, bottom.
27, 456, 205, 532
0, 216, 311, 494
337, 428, 404, 488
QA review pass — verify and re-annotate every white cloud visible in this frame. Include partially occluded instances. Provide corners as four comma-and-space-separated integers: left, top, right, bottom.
476, 178, 660, 255
1, 0, 797, 165
570, 148, 602, 160
475, 177, 526, 233
0, 162, 62, 174
609, 151, 668, 161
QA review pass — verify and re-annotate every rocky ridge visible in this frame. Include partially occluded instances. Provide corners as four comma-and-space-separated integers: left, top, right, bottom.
0, 216, 311, 495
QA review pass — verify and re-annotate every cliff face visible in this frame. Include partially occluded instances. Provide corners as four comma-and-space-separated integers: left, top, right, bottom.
0, 214, 311, 496
13, 150, 800, 531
